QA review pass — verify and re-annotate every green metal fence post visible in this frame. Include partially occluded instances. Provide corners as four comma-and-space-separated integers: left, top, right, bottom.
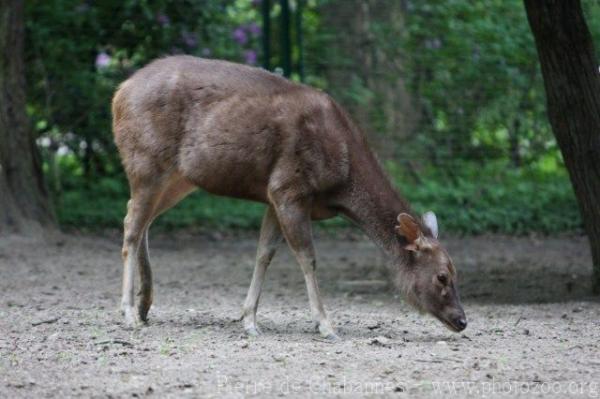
280, 0, 291, 77
262, 0, 271, 70
295, 0, 305, 82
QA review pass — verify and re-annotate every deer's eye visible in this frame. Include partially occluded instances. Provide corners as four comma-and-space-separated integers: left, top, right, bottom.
437, 273, 448, 285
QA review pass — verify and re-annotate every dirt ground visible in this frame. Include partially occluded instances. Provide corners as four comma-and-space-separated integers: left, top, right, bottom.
1, 230, 600, 398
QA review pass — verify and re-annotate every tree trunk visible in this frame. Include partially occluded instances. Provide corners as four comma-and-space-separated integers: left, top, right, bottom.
524, 0, 600, 292
0, 0, 54, 234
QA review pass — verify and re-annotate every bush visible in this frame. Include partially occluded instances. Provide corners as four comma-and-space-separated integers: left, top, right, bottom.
55, 160, 581, 235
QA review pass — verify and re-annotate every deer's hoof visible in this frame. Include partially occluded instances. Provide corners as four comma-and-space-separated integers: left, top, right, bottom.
244, 325, 262, 337
322, 333, 341, 342
316, 319, 338, 341
121, 307, 143, 328
137, 303, 151, 323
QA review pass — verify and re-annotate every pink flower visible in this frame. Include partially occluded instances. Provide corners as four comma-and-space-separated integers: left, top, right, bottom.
244, 50, 257, 65
232, 27, 248, 45
95, 51, 111, 69
156, 13, 170, 27
181, 31, 198, 48
247, 22, 261, 38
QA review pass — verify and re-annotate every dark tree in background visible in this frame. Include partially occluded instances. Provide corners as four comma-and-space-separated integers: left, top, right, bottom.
0, 0, 54, 234
525, 0, 600, 292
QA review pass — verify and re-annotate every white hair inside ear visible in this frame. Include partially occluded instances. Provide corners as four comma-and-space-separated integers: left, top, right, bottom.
422, 211, 438, 239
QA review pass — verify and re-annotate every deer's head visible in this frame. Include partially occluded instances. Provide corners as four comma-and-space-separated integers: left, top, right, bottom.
394, 212, 467, 332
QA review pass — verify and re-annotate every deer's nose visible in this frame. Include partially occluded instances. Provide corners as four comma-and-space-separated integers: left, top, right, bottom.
455, 317, 467, 331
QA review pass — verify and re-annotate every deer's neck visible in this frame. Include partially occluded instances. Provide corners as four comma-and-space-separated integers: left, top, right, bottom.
339, 153, 414, 261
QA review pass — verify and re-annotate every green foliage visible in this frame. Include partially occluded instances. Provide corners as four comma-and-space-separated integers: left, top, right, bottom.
56, 160, 580, 235
25, 0, 596, 234
53, 156, 267, 229
57, 186, 266, 230
395, 163, 581, 235
400, 0, 551, 165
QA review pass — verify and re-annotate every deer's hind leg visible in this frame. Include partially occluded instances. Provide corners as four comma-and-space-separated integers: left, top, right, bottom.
136, 176, 196, 322
121, 182, 163, 327
121, 172, 195, 326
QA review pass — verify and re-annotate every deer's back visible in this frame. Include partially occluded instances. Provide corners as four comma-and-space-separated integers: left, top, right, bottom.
113, 56, 352, 203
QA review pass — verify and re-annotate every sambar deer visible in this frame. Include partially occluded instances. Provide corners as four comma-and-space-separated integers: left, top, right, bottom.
112, 56, 467, 340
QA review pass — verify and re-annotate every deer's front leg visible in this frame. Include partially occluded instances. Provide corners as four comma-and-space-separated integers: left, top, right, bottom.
242, 206, 283, 336
271, 197, 338, 340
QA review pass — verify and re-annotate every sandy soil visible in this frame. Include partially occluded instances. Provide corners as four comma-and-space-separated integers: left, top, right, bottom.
1, 231, 600, 398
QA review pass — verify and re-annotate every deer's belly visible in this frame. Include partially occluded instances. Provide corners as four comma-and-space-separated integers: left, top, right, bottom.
177, 141, 271, 202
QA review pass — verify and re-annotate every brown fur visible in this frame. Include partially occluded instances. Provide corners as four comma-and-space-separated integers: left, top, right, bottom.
113, 56, 466, 335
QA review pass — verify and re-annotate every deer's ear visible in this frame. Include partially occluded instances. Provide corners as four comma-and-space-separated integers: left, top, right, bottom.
395, 213, 422, 251
422, 211, 438, 239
